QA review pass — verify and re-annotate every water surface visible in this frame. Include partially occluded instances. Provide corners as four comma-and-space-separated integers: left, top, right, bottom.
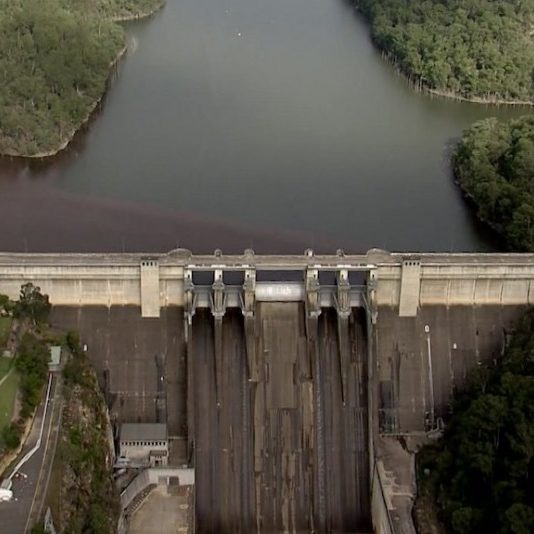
0, 0, 523, 253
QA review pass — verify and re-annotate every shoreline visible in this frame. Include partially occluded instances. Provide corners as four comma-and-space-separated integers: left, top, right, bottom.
453, 174, 509, 248
2, 45, 128, 160
426, 87, 534, 107
379, 50, 534, 107
358, 6, 534, 109
111, 0, 166, 22
0, 2, 166, 161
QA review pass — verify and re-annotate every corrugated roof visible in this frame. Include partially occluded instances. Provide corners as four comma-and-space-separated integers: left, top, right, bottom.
120, 423, 167, 441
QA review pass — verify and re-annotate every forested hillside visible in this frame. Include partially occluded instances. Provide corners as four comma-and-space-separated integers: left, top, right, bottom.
452, 115, 534, 251
418, 309, 534, 533
0, 0, 163, 157
49, 334, 120, 533
357, 0, 534, 102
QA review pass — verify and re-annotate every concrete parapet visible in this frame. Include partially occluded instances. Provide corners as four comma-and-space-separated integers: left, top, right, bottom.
0, 250, 533, 315
398, 259, 421, 317
140, 259, 160, 317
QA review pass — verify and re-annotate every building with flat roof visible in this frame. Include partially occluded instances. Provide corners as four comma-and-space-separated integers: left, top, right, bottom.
48, 346, 61, 373
119, 423, 168, 467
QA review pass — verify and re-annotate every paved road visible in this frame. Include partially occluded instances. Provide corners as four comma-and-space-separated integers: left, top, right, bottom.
0, 374, 59, 534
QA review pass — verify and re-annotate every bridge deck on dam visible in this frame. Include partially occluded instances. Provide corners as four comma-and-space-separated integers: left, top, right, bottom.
192, 304, 370, 533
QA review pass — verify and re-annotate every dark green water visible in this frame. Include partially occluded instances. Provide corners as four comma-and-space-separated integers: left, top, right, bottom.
0, 0, 523, 253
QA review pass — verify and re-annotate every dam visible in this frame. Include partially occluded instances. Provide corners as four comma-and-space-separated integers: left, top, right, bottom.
1, 248, 533, 533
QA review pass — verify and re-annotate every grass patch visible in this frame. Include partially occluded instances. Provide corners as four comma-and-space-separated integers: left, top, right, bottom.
0, 370, 19, 446
0, 357, 13, 381
0, 317, 12, 348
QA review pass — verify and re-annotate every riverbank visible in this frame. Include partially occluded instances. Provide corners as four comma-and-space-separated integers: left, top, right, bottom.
356, 0, 534, 107
0, 0, 165, 160
452, 115, 534, 252
427, 88, 533, 107
375, 49, 534, 108
7, 45, 128, 160
373, 48, 534, 108
111, 0, 166, 22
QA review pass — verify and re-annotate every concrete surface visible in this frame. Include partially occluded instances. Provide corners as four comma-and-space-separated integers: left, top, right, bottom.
129, 485, 193, 534
1, 250, 534, 313
192, 305, 371, 533
49, 306, 187, 463
121, 468, 194, 510
317, 308, 370, 532
192, 309, 252, 533
375, 305, 527, 432
374, 436, 418, 534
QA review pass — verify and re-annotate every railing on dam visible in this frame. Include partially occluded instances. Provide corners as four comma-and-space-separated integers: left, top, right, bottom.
0, 248, 534, 318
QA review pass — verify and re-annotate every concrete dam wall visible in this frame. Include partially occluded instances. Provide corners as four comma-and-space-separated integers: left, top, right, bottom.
0, 250, 533, 316
2, 249, 534, 532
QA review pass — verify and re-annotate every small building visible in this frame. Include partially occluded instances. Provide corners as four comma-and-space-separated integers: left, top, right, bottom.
119, 423, 168, 467
48, 346, 62, 373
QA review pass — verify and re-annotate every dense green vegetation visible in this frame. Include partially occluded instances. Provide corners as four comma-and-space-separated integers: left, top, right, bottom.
15, 333, 50, 418
0, 318, 12, 350
452, 115, 534, 251
0, 285, 51, 453
0, 0, 163, 157
419, 309, 534, 533
0, 0, 123, 156
356, 0, 534, 102
14, 283, 51, 325
0, 372, 19, 448
0, 356, 12, 380
55, 332, 120, 533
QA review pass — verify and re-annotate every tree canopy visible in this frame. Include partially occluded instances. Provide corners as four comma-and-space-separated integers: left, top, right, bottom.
452, 115, 534, 251
0, 0, 163, 157
419, 309, 534, 533
14, 282, 51, 324
357, 0, 534, 102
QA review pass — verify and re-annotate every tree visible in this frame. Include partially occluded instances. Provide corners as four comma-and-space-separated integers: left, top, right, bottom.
420, 310, 534, 532
357, 0, 534, 102
0, 294, 10, 313
452, 115, 534, 252
15, 333, 50, 416
14, 283, 51, 324
2, 423, 21, 450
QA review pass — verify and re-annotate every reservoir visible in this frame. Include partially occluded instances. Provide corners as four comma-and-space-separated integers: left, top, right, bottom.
0, 0, 522, 253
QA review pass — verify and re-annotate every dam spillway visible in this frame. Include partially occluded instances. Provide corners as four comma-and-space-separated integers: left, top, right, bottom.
190, 305, 370, 532
4, 248, 534, 533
